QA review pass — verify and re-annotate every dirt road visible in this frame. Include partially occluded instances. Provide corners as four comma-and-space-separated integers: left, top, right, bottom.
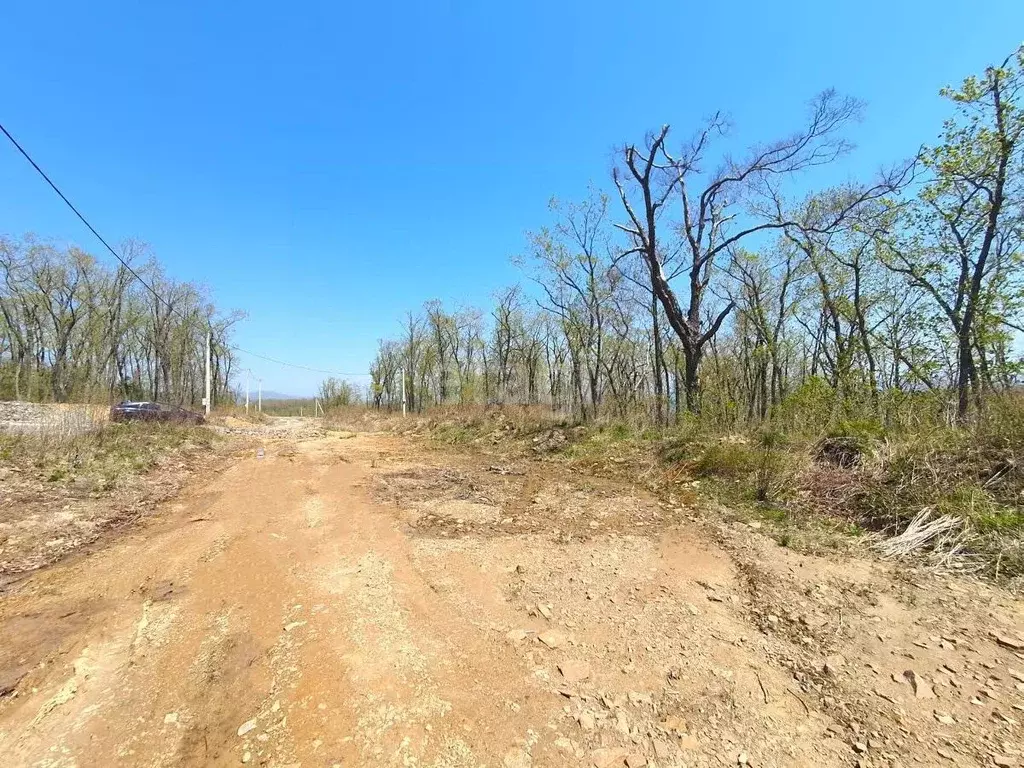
1, 419, 1022, 767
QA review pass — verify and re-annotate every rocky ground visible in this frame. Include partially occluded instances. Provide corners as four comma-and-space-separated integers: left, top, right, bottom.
0, 418, 1021, 767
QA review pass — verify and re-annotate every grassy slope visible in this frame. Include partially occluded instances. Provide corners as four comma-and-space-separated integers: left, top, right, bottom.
327, 403, 1024, 589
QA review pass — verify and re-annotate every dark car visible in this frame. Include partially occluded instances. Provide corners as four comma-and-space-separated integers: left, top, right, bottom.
109, 401, 205, 425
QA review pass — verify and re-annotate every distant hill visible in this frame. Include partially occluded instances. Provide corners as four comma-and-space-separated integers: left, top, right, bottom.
255, 390, 306, 401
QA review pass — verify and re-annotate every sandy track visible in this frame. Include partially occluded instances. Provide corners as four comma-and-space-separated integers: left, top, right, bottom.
0, 421, 1021, 767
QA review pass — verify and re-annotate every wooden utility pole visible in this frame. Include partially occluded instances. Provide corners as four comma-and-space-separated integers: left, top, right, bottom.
204, 330, 212, 416
245, 370, 250, 415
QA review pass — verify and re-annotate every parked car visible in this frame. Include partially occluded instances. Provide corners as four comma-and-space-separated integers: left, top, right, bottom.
109, 401, 205, 425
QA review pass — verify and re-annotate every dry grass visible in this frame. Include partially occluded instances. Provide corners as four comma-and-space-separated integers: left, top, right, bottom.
345, 400, 1024, 589
1, 418, 221, 575
1, 420, 216, 490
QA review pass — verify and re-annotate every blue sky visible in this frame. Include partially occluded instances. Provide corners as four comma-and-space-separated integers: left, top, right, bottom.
2, 1, 1021, 395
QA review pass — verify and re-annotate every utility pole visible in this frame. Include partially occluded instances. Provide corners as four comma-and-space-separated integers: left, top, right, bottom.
245, 370, 250, 415
204, 329, 212, 417
401, 367, 407, 417
258, 379, 262, 413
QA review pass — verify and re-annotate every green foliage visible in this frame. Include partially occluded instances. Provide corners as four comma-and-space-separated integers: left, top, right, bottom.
752, 427, 791, 502
430, 420, 485, 445
0, 423, 215, 491
778, 377, 835, 436
318, 377, 362, 409
691, 439, 758, 479
826, 418, 885, 441
658, 434, 702, 465
600, 422, 633, 441
0, 235, 240, 406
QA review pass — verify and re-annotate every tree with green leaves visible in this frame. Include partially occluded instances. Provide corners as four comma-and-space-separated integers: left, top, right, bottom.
883, 46, 1024, 421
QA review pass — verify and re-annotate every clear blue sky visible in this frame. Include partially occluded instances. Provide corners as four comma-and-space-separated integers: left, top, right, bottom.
2, 1, 1021, 395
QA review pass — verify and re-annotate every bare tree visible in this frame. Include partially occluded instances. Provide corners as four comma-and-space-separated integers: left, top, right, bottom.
613, 90, 865, 411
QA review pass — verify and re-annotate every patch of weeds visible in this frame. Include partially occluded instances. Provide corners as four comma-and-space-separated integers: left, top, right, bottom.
658, 433, 702, 465
752, 427, 791, 502
841, 521, 867, 537
691, 439, 757, 479
813, 419, 885, 469
969, 505, 1024, 533
601, 423, 633, 441
430, 419, 488, 445
3, 423, 216, 489
754, 505, 788, 524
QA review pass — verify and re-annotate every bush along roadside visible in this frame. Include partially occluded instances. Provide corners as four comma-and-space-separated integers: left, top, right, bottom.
652, 415, 1024, 588
378, 404, 1024, 591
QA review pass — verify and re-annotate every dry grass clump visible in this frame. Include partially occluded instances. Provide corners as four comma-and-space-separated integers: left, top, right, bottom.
1, 421, 215, 490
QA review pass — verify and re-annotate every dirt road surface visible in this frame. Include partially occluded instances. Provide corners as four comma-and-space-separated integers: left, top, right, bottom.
1, 419, 1022, 767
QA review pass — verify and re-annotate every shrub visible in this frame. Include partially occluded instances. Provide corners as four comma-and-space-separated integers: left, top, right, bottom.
691, 438, 757, 479
753, 427, 792, 502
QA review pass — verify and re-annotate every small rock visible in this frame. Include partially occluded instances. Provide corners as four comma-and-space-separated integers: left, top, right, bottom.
241, 752, 251, 764
538, 630, 566, 649
678, 734, 699, 750
853, 742, 868, 754
659, 714, 687, 735
767, 614, 779, 626
283, 620, 306, 632
614, 710, 629, 734
934, 711, 955, 725
579, 711, 596, 730
903, 670, 935, 699
626, 754, 647, 768
506, 629, 529, 642
503, 748, 532, 768
237, 719, 257, 737
738, 752, 749, 765
991, 633, 1024, 651
652, 740, 671, 759
558, 660, 591, 683
993, 757, 1017, 768
163, 712, 178, 725
538, 604, 553, 620
824, 655, 846, 675
590, 747, 629, 768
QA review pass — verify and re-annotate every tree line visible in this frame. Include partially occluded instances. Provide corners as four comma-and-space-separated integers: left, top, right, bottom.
0, 235, 241, 406
367, 48, 1024, 428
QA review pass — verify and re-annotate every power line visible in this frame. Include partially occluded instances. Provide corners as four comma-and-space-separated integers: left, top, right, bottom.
0, 121, 167, 309
227, 345, 369, 377
1, 121, 369, 379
